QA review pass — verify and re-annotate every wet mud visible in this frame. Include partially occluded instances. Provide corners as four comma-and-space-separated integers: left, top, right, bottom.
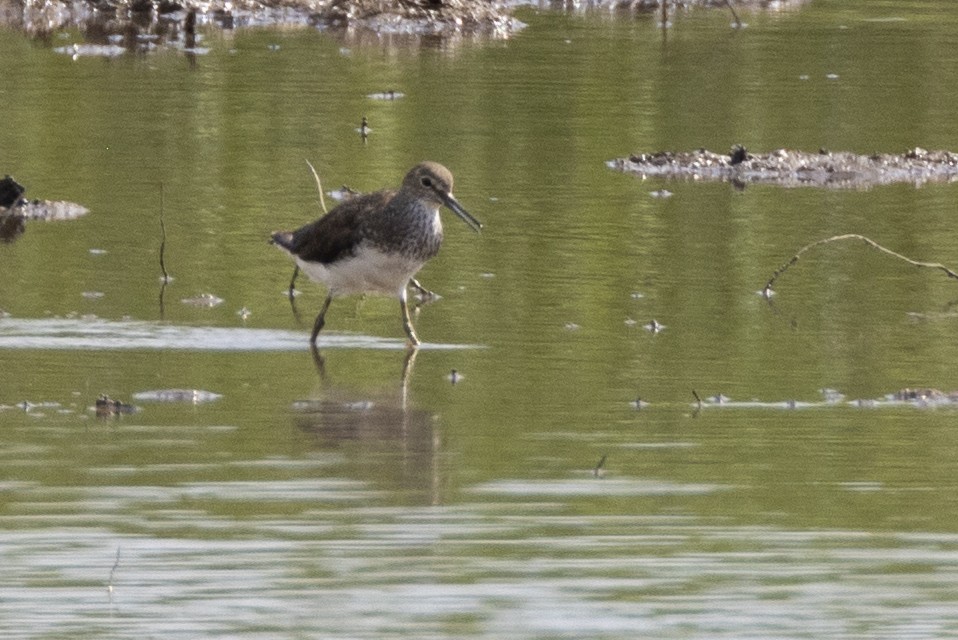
558, 0, 811, 13
0, 175, 89, 243
609, 147, 958, 189
1, 0, 522, 49
0, 0, 812, 55
694, 388, 958, 410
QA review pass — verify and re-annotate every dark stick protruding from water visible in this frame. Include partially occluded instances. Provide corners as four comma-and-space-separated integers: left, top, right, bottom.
158, 184, 170, 318
159, 184, 170, 283
763, 233, 958, 297
108, 546, 121, 597
724, 0, 743, 28
593, 454, 607, 478
286, 160, 330, 300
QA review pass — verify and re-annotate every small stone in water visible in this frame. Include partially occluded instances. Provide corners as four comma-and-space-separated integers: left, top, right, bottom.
644, 319, 665, 333
132, 389, 223, 403
181, 293, 224, 307
367, 90, 405, 100
54, 43, 126, 58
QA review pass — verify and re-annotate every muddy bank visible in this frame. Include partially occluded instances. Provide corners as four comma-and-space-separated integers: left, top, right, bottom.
0, 0, 522, 42
549, 0, 810, 12
0, 176, 89, 243
0, 0, 814, 51
694, 387, 958, 410
608, 147, 958, 189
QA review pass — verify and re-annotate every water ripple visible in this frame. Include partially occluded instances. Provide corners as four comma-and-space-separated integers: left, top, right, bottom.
0, 318, 478, 351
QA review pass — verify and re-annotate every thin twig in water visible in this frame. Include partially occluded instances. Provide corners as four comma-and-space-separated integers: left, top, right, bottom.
287, 265, 300, 301
724, 0, 742, 28
763, 233, 958, 296
289, 160, 329, 300
305, 159, 328, 215
108, 546, 121, 595
159, 184, 170, 283
158, 184, 170, 317
593, 454, 607, 478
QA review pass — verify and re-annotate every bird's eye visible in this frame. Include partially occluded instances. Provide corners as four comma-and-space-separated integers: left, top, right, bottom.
421, 176, 433, 187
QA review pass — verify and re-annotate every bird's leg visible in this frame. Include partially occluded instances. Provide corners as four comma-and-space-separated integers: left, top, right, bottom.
310, 293, 334, 345
409, 278, 437, 300
399, 289, 421, 347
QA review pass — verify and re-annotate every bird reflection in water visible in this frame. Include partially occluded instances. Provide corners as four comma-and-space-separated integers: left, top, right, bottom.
293, 349, 443, 505
0, 210, 25, 243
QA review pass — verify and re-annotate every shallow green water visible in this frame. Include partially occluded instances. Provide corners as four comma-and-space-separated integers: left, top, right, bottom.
3, 1, 958, 637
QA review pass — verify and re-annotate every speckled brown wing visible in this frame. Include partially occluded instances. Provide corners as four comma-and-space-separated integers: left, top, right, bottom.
284, 189, 394, 265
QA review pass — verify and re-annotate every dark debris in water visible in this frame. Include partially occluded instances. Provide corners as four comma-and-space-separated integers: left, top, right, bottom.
95, 394, 139, 417
0, 175, 25, 207
609, 147, 958, 189
0, 175, 89, 243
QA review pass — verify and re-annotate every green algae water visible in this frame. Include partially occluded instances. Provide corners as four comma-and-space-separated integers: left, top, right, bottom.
3, 1, 958, 637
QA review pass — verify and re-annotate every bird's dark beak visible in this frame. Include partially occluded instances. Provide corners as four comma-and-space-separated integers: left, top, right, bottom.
441, 192, 482, 232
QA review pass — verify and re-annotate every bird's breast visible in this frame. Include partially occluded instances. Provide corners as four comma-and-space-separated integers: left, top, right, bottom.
366, 205, 443, 261
298, 244, 426, 297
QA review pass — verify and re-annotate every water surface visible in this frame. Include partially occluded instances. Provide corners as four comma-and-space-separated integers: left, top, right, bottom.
3, 1, 958, 637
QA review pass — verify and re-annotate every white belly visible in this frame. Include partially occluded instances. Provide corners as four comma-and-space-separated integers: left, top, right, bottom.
297, 246, 424, 298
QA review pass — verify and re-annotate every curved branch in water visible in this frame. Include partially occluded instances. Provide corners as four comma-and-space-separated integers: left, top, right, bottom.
763, 233, 958, 296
